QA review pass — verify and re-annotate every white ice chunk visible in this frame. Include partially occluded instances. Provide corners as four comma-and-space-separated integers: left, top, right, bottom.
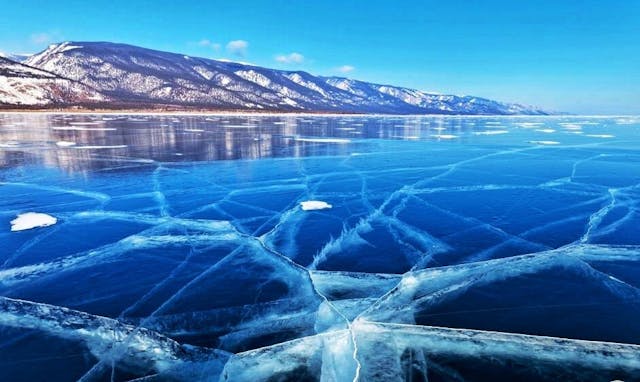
55, 141, 76, 147
473, 130, 508, 135
515, 122, 544, 128
585, 134, 615, 138
559, 123, 583, 130
10, 212, 57, 232
615, 118, 638, 125
528, 140, 560, 145
300, 200, 333, 211
74, 145, 127, 149
431, 134, 458, 139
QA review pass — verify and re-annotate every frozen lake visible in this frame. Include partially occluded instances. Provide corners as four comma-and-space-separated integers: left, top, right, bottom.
1, 113, 640, 381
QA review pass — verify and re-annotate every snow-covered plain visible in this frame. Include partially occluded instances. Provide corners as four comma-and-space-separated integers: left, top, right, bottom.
1, 114, 640, 381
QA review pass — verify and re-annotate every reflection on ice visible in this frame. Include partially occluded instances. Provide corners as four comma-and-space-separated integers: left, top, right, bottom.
1, 114, 640, 381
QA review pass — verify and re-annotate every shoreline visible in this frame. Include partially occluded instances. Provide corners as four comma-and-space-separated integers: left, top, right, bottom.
0, 109, 633, 118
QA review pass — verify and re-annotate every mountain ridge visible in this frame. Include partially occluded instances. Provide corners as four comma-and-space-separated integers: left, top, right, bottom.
0, 55, 106, 106
0, 41, 551, 114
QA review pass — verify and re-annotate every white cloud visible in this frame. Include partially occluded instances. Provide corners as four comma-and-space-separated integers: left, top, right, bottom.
30, 32, 57, 45
226, 40, 248, 57
198, 39, 212, 47
275, 52, 305, 64
337, 65, 355, 74
197, 39, 221, 51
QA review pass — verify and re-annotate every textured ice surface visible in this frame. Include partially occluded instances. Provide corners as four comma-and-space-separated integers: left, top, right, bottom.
1, 114, 640, 381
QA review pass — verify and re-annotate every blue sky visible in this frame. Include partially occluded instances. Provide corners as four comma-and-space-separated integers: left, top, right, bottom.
1, 0, 638, 114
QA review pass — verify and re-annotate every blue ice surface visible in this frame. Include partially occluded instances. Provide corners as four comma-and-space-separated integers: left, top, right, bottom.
0, 114, 640, 381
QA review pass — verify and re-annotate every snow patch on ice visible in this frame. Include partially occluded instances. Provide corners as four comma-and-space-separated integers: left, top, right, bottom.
300, 200, 333, 211
559, 123, 583, 130
474, 130, 508, 135
515, 122, 544, 128
10, 212, 57, 232
74, 145, 127, 149
585, 134, 615, 138
55, 141, 76, 147
431, 134, 458, 139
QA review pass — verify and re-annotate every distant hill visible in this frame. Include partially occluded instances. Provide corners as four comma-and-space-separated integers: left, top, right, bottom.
1, 41, 550, 114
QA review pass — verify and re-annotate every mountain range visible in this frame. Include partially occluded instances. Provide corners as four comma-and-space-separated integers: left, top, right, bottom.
0, 41, 550, 114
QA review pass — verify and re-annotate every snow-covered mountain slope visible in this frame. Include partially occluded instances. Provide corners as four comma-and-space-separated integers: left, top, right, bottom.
0, 56, 106, 106
0, 52, 32, 63
17, 41, 548, 114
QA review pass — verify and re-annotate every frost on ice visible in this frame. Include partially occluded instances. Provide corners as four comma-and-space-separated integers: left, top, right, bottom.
10, 212, 57, 231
